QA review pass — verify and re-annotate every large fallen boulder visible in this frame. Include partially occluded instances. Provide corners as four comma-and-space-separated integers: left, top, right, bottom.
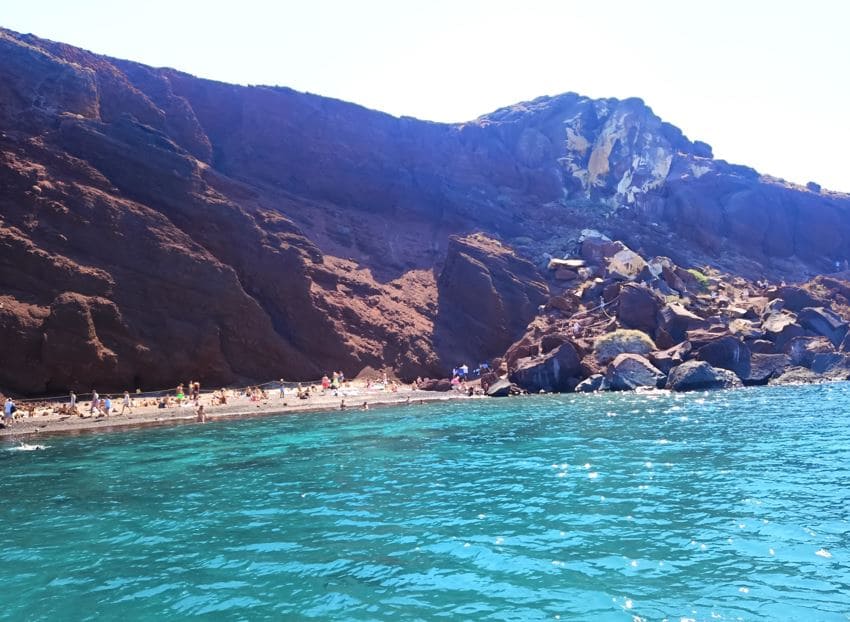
744, 353, 791, 385
797, 307, 848, 347
657, 303, 706, 343
785, 336, 834, 367
696, 335, 751, 379
762, 312, 805, 350
770, 286, 824, 312
574, 374, 604, 393
607, 249, 649, 280
650, 341, 692, 374
617, 283, 662, 333
418, 378, 453, 392
666, 360, 742, 392
510, 341, 583, 393
486, 378, 514, 397
604, 354, 665, 391
769, 366, 824, 385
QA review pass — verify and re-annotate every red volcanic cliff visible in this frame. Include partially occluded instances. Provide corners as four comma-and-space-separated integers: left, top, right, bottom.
1, 28, 849, 394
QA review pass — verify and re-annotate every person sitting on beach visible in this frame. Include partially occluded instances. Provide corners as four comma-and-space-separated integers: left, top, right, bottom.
158, 397, 167, 409
321, 375, 330, 391
196, 404, 206, 423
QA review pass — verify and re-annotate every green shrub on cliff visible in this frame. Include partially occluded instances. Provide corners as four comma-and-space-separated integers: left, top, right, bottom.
594, 329, 656, 364
686, 268, 710, 291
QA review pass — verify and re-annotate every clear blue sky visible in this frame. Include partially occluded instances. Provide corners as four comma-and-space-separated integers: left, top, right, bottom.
4, 0, 849, 192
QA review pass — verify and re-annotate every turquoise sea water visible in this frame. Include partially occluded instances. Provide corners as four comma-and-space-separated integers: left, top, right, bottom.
1, 385, 849, 621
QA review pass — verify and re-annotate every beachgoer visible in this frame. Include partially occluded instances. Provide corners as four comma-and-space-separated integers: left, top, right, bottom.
361, 401, 369, 410
3, 398, 14, 426
69, 391, 77, 413
279, 379, 286, 399
196, 404, 206, 423
339, 399, 346, 410
90, 390, 99, 415
103, 395, 112, 416
321, 375, 330, 390
121, 391, 133, 415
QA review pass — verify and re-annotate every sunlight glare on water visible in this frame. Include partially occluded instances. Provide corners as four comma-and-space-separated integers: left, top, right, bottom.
1, 384, 849, 620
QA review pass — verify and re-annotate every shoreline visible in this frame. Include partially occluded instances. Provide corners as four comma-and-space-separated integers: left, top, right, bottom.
0, 388, 473, 441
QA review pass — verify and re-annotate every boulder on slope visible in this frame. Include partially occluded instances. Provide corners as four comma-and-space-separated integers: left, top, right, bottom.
604, 353, 665, 391
666, 360, 742, 392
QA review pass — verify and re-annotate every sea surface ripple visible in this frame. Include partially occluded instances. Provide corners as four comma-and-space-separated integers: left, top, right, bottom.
1, 383, 849, 621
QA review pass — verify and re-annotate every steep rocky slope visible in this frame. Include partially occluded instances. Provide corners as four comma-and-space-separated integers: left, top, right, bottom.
1, 27, 849, 394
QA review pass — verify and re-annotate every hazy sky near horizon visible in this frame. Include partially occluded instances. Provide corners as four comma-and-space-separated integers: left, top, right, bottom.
5, 0, 849, 191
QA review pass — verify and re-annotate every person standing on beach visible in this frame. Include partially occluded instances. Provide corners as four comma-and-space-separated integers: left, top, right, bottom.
120, 391, 133, 415
90, 390, 99, 415
103, 395, 112, 416
3, 398, 14, 426
196, 404, 206, 423
69, 391, 77, 414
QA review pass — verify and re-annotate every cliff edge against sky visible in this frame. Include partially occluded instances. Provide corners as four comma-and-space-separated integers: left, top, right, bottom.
1, 27, 849, 394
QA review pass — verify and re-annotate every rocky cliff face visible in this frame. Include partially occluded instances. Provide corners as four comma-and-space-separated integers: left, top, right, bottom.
1, 27, 849, 394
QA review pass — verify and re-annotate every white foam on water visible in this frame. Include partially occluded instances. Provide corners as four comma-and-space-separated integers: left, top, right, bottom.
815, 548, 832, 558
495, 537, 504, 545
557, 472, 566, 478
584, 463, 591, 469
7, 443, 48, 451
477, 513, 486, 519
739, 586, 749, 593
624, 598, 633, 609
769, 548, 775, 556
657, 439, 670, 444
588, 472, 599, 479
645, 461, 653, 469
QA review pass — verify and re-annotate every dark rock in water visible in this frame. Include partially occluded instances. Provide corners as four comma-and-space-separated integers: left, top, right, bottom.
617, 283, 662, 334
771, 286, 824, 313
769, 366, 824, 385
510, 342, 583, 393
604, 353, 665, 391
696, 335, 751, 379
575, 374, 605, 393
744, 353, 791, 385
650, 341, 692, 374
666, 360, 742, 392
418, 378, 453, 392
785, 336, 834, 368
658, 302, 707, 343
797, 307, 848, 347
486, 379, 513, 397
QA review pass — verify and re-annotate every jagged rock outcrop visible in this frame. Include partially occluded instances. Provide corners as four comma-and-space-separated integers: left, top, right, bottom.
666, 360, 742, 392
3, 27, 850, 394
604, 354, 664, 391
